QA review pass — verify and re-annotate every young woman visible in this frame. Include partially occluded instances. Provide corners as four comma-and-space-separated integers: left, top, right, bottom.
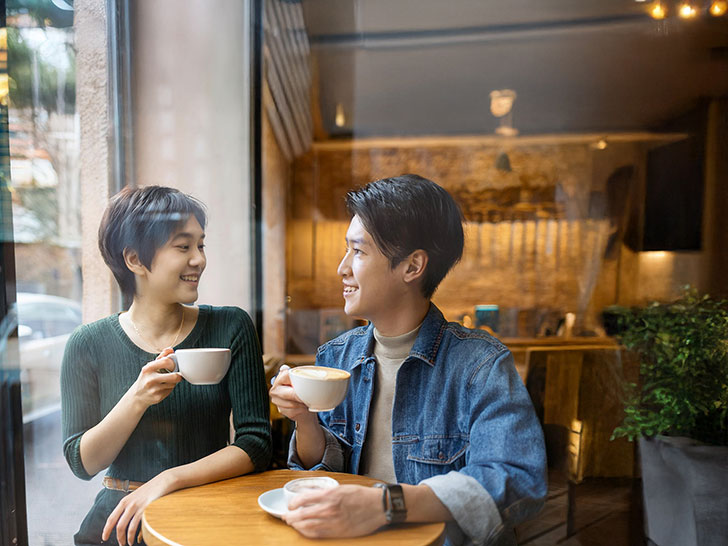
61, 186, 271, 546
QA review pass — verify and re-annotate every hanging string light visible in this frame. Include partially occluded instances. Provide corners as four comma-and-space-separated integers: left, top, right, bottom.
709, 0, 728, 16
649, 1, 668, 18
642, 0, 726, 18
678, 1, 698, 17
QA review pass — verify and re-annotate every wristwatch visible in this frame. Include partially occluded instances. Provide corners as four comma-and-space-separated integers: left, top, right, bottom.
373, 483, 407, 524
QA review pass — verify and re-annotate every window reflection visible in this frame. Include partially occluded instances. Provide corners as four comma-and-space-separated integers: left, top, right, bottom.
0, 0, 724, 543
6, 2, 96, 544
269, 0, 728, 351
262, 2, 728, 538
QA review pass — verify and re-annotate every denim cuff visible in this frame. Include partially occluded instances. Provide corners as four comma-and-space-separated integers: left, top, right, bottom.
287, 426, 348, 472
420, 471, 503, 545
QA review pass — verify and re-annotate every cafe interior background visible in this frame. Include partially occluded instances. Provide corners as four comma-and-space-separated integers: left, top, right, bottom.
1, 0, 727, 543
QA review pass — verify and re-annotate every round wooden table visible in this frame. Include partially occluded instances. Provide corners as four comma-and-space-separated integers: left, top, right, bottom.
142, 469, 446, 545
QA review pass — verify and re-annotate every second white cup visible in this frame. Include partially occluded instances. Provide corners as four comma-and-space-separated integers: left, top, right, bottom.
283, 476, 339, 509
168, 348, 231, 385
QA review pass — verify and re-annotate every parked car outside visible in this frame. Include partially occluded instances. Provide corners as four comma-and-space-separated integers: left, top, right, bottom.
11, 292, 82, 420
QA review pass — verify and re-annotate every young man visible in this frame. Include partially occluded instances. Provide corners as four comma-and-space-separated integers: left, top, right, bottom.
270, 174, 546, 545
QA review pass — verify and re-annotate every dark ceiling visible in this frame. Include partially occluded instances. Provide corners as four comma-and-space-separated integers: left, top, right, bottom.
301, 0, 728, 137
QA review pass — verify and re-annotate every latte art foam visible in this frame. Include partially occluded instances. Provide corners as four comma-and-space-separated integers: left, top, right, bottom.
290, 366, 350, 381
286, 478, 336, 493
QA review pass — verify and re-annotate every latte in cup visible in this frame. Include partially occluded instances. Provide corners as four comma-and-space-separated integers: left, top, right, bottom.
290, 367, 350, 381
289, 365, 350, 411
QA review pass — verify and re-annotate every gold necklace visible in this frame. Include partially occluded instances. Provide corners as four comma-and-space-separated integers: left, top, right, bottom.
127, 308, 185, 353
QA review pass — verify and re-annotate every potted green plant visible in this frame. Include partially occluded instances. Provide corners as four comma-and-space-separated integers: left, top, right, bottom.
610, 288, 728, 546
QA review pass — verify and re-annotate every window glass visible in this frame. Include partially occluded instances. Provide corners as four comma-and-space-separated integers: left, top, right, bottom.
4, 1, 259, 543
273, 2, 728, 355
5, 2, 100, 543
262, 2, 728, 537
261, 2, 728, 353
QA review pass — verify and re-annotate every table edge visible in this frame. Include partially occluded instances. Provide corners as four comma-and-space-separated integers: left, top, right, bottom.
142, 511, 183, 546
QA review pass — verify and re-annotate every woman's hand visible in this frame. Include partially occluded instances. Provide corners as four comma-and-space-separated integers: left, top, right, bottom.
101, 473, 175, 545
131, 348, 183, 408
282, 484, 387, 538
101, 446, 256, 545
78, 348, 183, 476
269, 365, 315, 423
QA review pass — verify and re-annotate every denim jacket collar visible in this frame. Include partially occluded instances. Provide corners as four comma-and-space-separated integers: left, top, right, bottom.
350, 303, 446, 369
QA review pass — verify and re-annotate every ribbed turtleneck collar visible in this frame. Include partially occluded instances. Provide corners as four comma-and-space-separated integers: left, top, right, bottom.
373, 323, 422, 361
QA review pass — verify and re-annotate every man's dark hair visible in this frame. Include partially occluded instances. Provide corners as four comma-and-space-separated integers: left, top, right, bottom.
346, 174, 464, 299
98, 185, 207, 300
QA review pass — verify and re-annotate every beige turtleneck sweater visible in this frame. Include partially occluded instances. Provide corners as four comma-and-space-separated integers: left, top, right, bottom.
360, 324, 421, 482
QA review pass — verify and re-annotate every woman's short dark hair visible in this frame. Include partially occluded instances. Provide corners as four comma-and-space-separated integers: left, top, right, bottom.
98, 185, 207, 299
345, 174, 464, 299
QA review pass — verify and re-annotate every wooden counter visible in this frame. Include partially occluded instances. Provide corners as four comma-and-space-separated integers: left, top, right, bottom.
521, 343, 638, 482
286, 337, 618, 367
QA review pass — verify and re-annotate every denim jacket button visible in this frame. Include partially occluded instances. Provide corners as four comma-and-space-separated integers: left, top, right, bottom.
355, 423, 361, 432
438, 451, 445, 460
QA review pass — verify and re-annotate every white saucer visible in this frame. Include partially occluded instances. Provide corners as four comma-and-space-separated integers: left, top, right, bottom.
258, 487, 288, 518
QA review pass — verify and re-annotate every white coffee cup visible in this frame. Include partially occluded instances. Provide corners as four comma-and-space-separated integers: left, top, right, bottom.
283, 476, 339, 509
289, 365, 350, 412
168, 348, 231, 385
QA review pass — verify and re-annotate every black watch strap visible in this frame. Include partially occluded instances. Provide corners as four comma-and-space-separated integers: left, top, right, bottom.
373, 483, 407, 524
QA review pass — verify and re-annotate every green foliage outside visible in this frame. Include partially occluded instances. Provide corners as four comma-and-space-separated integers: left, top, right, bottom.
7, 0, 75, 29
611, 287, 728, 446
6, 26, 75, 114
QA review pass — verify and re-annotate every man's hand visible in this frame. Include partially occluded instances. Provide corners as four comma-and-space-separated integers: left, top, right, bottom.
269, 364, 327, 467
101, 473, 174, 545
269, 365, 314, 422
282, 484, 388, 538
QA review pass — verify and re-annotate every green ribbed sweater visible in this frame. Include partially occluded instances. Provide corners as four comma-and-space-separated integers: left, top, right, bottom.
61, 305, 271, 484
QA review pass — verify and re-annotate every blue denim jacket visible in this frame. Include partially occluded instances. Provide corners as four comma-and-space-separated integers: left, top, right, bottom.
289, 304, 547, 545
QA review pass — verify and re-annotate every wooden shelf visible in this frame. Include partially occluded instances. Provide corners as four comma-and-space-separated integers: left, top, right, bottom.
286, 337, 619, 366
503, 336, 619, 351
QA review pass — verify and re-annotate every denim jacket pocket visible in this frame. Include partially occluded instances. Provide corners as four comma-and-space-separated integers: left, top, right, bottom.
326, 417, 349, 443
406, 436, 468, 465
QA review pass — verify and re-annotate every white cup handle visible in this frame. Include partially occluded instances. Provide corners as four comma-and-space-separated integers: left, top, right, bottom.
166, 353, 179, 373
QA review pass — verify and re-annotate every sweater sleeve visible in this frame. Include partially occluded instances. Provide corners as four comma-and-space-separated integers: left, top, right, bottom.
60, 325, 100, 480
228, 308, 272, 472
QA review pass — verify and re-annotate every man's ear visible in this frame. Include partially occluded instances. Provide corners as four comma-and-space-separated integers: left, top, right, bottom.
402, 249, 428, 284
123, 248, 147, 276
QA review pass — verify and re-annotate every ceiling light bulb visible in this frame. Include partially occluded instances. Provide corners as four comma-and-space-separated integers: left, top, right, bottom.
709, 0, 727, 15
590, 138, 608, 150
335, 103, 345, 128
649, 2, 667, 19
678, 2, 697, 18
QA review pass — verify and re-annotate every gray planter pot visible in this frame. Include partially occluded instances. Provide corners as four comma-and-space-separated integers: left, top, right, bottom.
639, 436, 728, 546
